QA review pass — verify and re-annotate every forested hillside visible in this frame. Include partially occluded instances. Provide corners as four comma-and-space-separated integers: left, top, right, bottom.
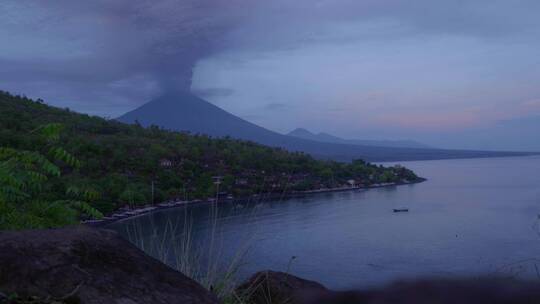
0, 91, 420, 225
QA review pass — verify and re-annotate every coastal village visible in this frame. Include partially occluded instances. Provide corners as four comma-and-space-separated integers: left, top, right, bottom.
85, 161, 419, 225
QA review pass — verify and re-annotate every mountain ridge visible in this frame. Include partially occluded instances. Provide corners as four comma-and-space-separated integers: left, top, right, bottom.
288, 128, 432, 149
117, 91, 536, 162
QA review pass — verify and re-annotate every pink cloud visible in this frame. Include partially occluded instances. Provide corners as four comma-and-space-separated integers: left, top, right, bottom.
374, 111, 481, 130
521, 99, 540, 111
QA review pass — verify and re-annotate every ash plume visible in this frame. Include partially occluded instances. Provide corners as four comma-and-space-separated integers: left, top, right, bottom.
1, 0, 539, 119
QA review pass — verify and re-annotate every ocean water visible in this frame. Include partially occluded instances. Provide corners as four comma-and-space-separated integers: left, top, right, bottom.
109, 156, 540, 289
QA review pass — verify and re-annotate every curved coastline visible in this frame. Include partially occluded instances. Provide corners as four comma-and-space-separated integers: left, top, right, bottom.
85, 178, 426, 228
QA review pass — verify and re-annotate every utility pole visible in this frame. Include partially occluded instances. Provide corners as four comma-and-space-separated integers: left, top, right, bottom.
212, 176, 223, 203
151, 179, 155, 205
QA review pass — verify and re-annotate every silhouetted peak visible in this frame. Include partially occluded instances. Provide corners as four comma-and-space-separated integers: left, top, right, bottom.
288, 128, 315, 137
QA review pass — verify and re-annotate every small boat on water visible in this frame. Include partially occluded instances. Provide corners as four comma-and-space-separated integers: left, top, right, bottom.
393, 208, 409, 213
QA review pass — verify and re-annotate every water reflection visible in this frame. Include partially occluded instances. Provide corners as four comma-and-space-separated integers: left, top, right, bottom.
109, 156, 540, 289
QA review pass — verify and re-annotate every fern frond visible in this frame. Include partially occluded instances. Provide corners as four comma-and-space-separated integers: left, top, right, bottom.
49, 147, 81, 168
66, 186, 80, 197
0, 147, 18, 160
0, 185, 30, 202
83, 188, 101, 201
31, 123, 64, 142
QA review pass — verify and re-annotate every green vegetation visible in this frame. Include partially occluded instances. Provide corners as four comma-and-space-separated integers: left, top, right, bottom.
0, 90, 421, 229
0, 122, 102, 230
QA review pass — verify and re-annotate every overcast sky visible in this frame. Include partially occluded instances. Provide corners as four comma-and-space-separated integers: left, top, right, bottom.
1, 1, 539, 151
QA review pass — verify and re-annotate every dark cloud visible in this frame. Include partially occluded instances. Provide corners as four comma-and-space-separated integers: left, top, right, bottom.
0, 0, 251, 109
1, 0, 539, 118
192, 87, 235, 99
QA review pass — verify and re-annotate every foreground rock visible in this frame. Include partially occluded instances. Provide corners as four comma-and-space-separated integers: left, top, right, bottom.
235, 271, 327, 304
307, 278, 540, 304
236, 271, 540, 304
0, 227, 218, 304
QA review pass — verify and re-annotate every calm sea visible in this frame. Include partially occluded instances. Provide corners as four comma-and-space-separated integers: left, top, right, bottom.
109, 156, 540, 289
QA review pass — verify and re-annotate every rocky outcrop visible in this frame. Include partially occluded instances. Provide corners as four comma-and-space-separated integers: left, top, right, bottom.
235, 271, 327, 304
3, 227, 540, 304
0, 227, 218, 304
236, 271, 540, 304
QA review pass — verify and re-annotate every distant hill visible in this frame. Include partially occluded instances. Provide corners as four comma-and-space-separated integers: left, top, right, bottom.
117, 91, 535, 162
288, 128, 432, 149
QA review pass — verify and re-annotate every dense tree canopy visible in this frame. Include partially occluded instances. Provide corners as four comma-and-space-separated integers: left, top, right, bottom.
0, 90, 421, 225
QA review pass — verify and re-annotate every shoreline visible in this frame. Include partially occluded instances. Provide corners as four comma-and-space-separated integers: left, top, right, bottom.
84, 178, 426, 228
